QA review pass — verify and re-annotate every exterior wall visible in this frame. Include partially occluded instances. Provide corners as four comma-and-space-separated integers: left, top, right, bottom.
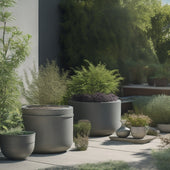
13, 0, 39, 82
39, 0, 61, 66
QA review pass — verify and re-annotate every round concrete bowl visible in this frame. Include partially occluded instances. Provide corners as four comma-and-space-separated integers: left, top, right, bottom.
131, 127, 147, 139
0, 132, 35, 160
157, 124, 170, 133
70, 100, 121, 136
22, 105, 73, 153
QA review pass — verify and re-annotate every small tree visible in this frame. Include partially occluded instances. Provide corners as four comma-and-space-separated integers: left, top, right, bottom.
0, 0, 31, 130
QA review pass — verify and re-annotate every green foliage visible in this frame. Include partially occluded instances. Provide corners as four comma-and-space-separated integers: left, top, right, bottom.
74, 120, 91, 138
0, 127, 33, 135
123, 113, 151, 127
23, 61, 68, 105
0, 0, 30, 131
59, 0, 158, 84
133, 95, 170, 125
76, 161, 131, 170
67, 61, 123, 99
148, 4, 170, 64
152, 148, 170, 170
74, 120, 91, 151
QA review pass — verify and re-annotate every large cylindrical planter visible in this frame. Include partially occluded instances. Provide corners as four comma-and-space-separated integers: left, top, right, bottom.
70, 100, 121, 136
22, 105, 73, 153
0, 132, 35, 160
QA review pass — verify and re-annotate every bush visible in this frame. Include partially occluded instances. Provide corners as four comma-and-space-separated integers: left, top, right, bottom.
0, 0, 30, 131
133, 95, 170, 125
67, 60, 123, 100
72, 93, 118, 102
74, 120, 91, 151
23, 61, 68, 105
123, 113, 151, 127
74, 120, 91, 138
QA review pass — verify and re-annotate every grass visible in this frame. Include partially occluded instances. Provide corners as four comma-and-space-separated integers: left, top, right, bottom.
152, 148, 170, 170
40, 161, 132, 170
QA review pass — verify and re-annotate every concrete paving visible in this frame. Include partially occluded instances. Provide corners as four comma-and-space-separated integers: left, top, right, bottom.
0, 134, 162, 170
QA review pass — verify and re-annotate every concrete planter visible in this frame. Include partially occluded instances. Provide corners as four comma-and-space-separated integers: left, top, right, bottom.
22, 105, 73, 153
70, 100, 121, 136
157, 124, 170, 133
131, 127, 147, 139
0, 132, 35, 160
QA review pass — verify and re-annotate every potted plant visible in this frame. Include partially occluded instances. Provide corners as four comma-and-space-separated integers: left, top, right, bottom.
133, 95, 170, 133
124, 113, 151, 139
0, 0, 33, 158
68, 60, 123, 136
0, 127, 35, 160
74, 120, 91, 151
22, 61, 73, 153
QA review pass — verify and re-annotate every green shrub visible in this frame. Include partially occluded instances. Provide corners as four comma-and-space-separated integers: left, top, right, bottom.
133, 95, 170, 125
0, 0, 31, 131
123, 113, 151, 127
0, 127, 23, 135
67, 60, 123, 99
74, 120, 91, 151
23, 61, 68, 105
74, 120, 91, 138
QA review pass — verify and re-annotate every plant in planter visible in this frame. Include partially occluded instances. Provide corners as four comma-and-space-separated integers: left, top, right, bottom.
0, 0, 31, 131
0, 127, 35, 160
68, 60, 123, 136
146, 64, 169, 86
0, 0, 35, 160
124, 113, 151, 139
133, 95, 170, 132
22, 61, 73, 153
73, 120, 91, 151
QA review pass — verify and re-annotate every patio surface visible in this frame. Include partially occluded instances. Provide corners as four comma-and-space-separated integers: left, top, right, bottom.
0, 134, 162, 170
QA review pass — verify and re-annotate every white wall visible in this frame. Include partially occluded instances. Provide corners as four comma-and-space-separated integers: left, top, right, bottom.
12, 0, 39, 81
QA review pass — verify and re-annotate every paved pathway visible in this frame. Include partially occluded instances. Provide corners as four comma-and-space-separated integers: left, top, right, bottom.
0, 135, 161, 170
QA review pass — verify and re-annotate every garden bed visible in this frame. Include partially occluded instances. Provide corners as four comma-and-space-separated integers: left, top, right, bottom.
122, 84, 170, 96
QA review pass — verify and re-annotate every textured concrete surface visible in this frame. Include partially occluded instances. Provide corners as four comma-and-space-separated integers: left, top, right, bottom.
0, 134, 162, 170
109, 135, 156, 144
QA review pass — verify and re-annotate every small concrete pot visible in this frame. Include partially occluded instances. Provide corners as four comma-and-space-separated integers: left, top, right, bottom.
157, 124, 170, 133
131, 127, 147, 139
0, 131, 35, 160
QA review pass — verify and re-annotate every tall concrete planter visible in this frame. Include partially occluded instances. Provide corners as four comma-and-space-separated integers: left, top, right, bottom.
22, 105, 73, 153
70, 100, 121, 136
0, 132, 35, 160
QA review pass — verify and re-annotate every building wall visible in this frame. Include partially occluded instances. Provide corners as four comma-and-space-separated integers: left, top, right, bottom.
13, 0, 39, 82
39, 0, 61, 66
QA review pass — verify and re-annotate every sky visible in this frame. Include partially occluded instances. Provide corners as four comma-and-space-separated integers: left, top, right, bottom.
162, 0, 170, 5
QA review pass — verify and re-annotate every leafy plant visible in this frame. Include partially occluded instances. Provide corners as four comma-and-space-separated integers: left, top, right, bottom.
67, 60, 123, 100
123, 113, 151, 127
0, 0, 31, 130
74, 120, 91, 151
74, 120, 91, 138
133, 95, 170, 125
23, 61, 68, 105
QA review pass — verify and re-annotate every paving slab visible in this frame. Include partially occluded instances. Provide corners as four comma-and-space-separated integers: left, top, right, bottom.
109, 135, 156, 144
0, 134, 162, 170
